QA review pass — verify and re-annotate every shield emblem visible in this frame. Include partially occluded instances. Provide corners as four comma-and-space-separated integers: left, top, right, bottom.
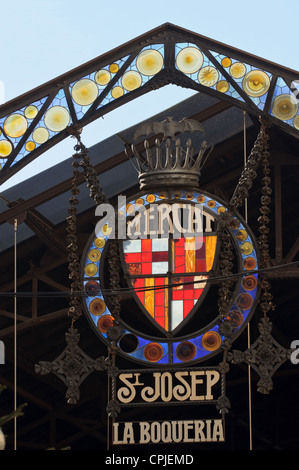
121, 234, 218, 334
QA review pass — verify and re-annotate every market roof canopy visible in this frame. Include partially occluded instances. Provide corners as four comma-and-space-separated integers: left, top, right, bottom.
0, 22, 299, 184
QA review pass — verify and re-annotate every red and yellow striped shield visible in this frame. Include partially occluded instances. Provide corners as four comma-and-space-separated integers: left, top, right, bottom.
122, 235, 217, 333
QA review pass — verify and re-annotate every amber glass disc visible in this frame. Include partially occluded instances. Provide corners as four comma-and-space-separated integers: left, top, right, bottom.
97, 314, 114, 333
242, 70, 270, 97
221, 57, 232, 68
242, 275, 258, 291
121, 70, 142, 91
144, 342, 164, 362
109, 63, 119, 73
243, 256, 257, 271
135, 198, 144, 206
44, 106, 70, 132
197, 195, 205, 203
25, 141, 35, 152
88, 248, 101, 262
176, 341, 196, 362
146, 194, 156, 203
4, 114, 28, 138
85, 280, 101, 296
32, 127, 49, 144
176, 47, 203, 74
208, 200, 216, 208
198, 66, 219, 87
236, 293, 253, 310
0, 140, 12, 157
216, 80, 229, 93
136, 49, 163, 76
240, 241, 253, 255
226, 310, 243, 328
94, 237, 105, 248
89, 298, 106, 316
84, 263, 98, 277
111, 86, 124, 99
71, 79, 98, 106
95, 69, 111, 86
230, 62, 246, 79
201, 331, 222, 351
272, 94, 298, 121
126, 203, 135, 214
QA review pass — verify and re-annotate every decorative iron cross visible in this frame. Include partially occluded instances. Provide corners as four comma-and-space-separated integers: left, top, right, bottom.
35, 327, 108, 404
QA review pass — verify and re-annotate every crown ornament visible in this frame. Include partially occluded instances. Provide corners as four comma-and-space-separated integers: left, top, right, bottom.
128, 117, 213, 190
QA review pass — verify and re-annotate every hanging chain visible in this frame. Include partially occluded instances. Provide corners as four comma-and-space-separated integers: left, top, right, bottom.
66, 128, 108, 323
257, 138, 275, 317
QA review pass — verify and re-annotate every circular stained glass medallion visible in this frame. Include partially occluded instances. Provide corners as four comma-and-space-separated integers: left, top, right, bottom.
198, 66, 219, 87
121, 71, 142, 91
0, 140, 12, 157
44, 106, 70, 132
32, 127, 49, 144
136, 49, 163, 76
272, 94, 298, 121
242, 70, 270, 97
176, 46, 203, 74
4, 114, 27, 138
230, 62, 246, 79
95, 69, 111, 86
25, 105, 38, 120
71, 78, 98, 106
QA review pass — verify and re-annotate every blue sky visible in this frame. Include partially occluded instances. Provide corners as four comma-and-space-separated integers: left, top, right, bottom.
0, 0, 298, 190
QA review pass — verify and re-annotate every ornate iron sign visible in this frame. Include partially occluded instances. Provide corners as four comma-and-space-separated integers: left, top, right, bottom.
81, 128, 259, 368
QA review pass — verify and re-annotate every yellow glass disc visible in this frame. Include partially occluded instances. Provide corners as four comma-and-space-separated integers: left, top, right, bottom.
221, 57, 232, 68
4, 114, 28, 138
240, 241, 253, 255
198, 66, 219, 87
32, 127, 49, 144
25, 105, 38, 119
136, 49, 164, 76
71, 79, 98, 106
216, 80, 229, 93
121, 71, 142, 91
84, 263, 98, 277
242, 70, 270, 97
0, 140, 13, 157
271, 94, 298, 121
208, 200, 216, 207
95, 69, 111, 86
176, 47, 203, 74
230, 62, 246, 79
111, 86, 124, 99
197, 195, 205, 203
109, 63, 119, 73
44, 106, 70, 132
88, 248, 101, 262
94, 237, 105, 248
25, 141, 35, 152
